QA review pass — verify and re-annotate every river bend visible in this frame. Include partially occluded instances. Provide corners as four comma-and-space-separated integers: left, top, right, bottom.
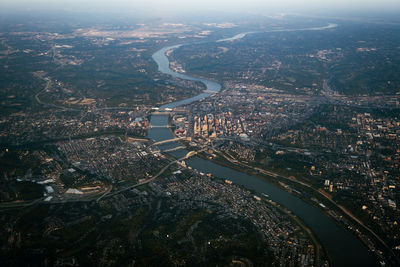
149, 24, 376, 267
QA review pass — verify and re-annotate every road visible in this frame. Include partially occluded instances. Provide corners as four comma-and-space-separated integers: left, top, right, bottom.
35, 78, 80, 111
150, 137, 187, 147
96, 151, 199, 201
211, 147, 395, 260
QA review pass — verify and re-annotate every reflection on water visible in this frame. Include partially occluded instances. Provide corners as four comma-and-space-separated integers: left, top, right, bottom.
149, 24, 376, 267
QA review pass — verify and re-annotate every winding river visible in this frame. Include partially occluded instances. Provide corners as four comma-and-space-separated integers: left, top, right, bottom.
149, 25, 377, 266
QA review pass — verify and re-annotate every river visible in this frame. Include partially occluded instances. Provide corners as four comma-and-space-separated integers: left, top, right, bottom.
148, 24, 377, 267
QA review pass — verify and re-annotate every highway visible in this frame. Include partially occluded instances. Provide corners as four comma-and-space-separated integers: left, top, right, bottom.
0, 148, 200, 208
96, 149, 200, 201
210, 146, 394, 259
34, 78, 80, 111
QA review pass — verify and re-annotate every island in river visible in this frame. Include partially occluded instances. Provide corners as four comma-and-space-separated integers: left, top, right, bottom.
149, 23, 382, 267
1, 13, 399, 266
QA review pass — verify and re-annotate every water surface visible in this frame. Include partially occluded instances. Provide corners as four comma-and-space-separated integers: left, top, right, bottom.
149, 24, 376, 267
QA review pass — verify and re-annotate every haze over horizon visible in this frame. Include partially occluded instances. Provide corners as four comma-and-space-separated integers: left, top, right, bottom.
1, 0, 400, 18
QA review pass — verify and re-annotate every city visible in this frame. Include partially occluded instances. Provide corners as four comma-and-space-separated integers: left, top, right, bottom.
0, 2, 399, 266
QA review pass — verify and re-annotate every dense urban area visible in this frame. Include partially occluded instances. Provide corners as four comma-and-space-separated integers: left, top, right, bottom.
0, 11, 399, 266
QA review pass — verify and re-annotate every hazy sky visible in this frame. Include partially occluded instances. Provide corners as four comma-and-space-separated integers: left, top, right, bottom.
2, 0, 400, 15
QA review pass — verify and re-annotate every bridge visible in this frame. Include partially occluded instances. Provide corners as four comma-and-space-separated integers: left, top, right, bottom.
173, 108, 189, 113
151, 137, 187, 147
163, 146, 185, 153
96, 148, 201, 202
149, 125, 171, 128
185, 151, 197, 158
151, 111, 171, 115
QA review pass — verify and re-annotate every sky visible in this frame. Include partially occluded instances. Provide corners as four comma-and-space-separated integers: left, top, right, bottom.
1, 0, 400, 16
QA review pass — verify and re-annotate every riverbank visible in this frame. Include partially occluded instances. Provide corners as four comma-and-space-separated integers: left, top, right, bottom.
194, 147, 385, 263
149, 25, 380, 266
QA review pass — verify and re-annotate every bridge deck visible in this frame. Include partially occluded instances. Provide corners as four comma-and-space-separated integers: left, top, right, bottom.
151, 137, 187, 146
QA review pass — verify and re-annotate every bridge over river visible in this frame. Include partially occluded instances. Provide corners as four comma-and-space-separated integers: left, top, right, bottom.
147, 22, 387, 267
149, 137, 187, 147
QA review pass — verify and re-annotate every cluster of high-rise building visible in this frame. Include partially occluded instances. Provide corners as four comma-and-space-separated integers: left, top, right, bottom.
193, 113, 246, 139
